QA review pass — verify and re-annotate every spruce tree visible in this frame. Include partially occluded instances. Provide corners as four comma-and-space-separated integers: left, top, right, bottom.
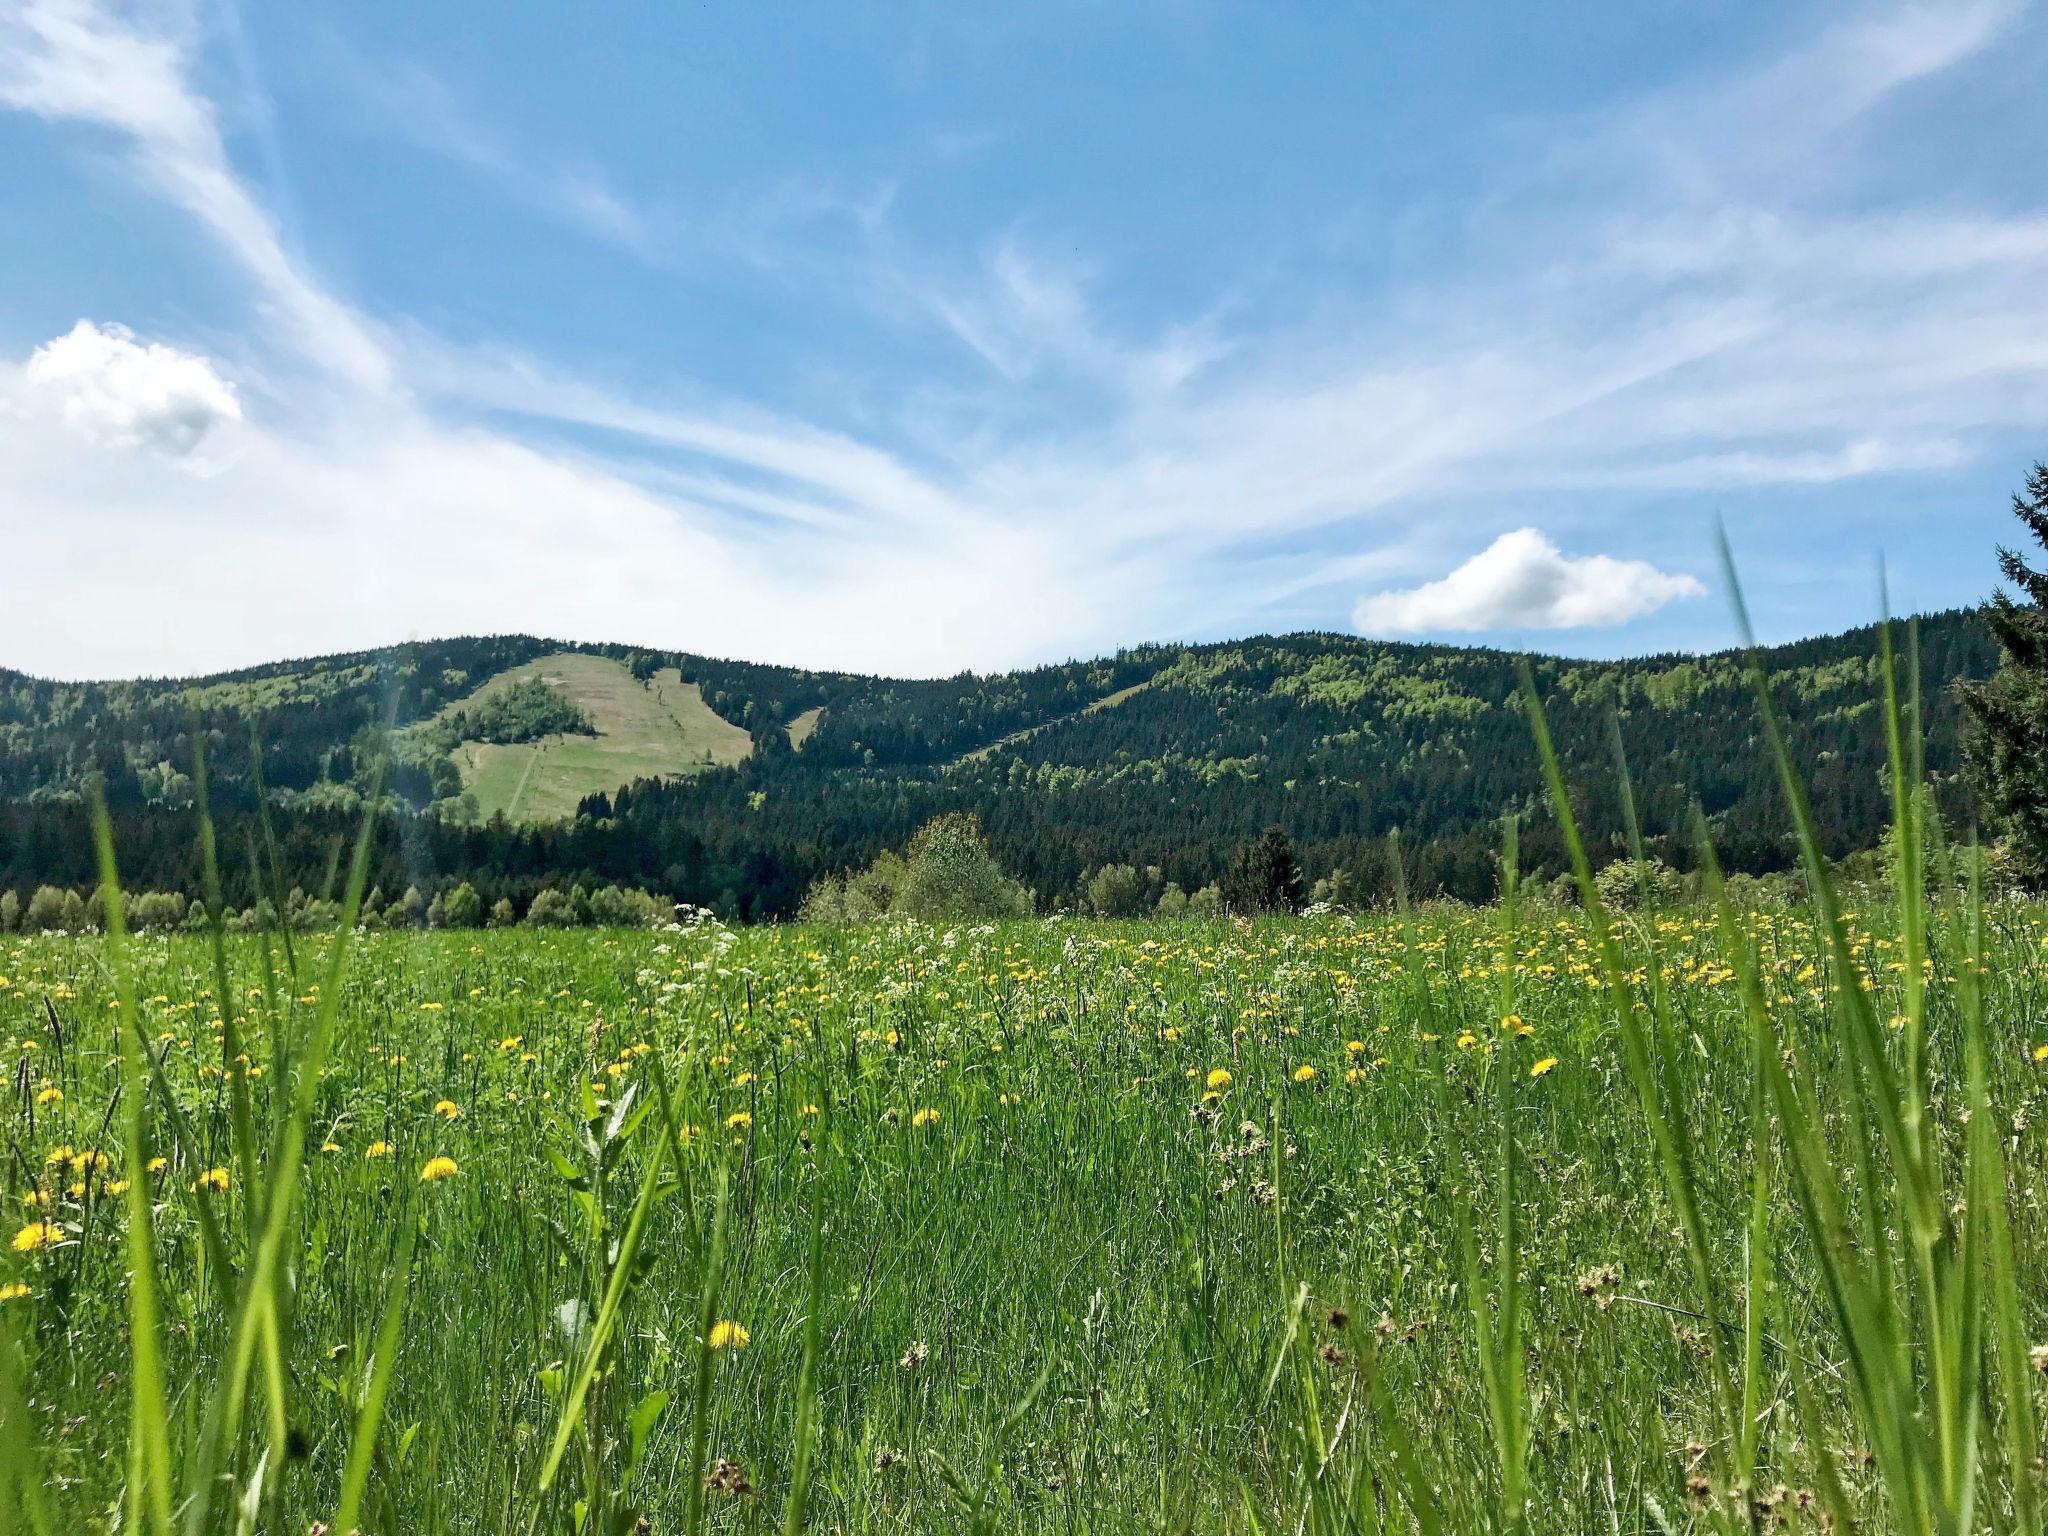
1964, 463, 2048, 879
1223, 826, 1303, 915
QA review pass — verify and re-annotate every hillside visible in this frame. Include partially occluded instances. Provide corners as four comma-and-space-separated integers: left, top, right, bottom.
429, 654, 751, 823
0, 610, 2001, 915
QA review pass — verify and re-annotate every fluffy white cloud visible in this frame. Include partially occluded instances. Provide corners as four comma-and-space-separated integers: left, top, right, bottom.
1353, 528, 1704, 634
24, 320, 241, 460
0, 0, 2039, 677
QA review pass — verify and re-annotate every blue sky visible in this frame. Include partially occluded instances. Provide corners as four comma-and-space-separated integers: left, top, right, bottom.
1, 0, 2044, 679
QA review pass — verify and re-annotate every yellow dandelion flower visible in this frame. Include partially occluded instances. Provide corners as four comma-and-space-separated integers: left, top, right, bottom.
1205, 1068, 1233, 1090
35, 1087, 61, 1106
911, 1107, 940, 1128
11, 1220, 61, 1252
708, 1320, 750, 1350
1501, 1014, 1531, 1037
1292, 1065, 1316, 1083
365, 1140, 394, 1160
103, 1179, 130, 1197
192, 1168, 229, 1193
145, 1156, 167, 1174
1345, 1067, 1367, 1084
1345, 1040, 1365, 1056
0, 1282, 29, 1302
419, 1156, 459, 1182
2033, 1043, 2048, 1064
725, 1112, 753, 1130
1530, 1057, 1559, 1078
433, 1099, 461, 1119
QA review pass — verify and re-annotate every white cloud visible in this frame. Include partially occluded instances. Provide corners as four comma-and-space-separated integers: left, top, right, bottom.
24, 319, 241, 460
1353, 529, 1705, 634
0, 0, 390, 390
0, 0, 2041, 677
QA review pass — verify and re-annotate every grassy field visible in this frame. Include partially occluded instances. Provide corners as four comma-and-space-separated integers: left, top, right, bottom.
785, 706, 824, 750
441, 654, 753, 822
5, 887, 2047, 1533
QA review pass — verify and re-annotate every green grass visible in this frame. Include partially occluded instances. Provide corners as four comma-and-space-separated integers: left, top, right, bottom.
784, 706, 824, 750
6, 885, 2048, 1533
5, 616, 2045, 1535
439, 654, 753, 822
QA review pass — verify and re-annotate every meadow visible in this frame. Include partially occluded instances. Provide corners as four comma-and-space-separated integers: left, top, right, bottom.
4, 885, 2046, 1534
4, 628, 2045, 1536
439, 655, 753, 823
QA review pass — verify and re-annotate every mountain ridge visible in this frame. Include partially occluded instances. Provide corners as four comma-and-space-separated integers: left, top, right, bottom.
0, 608, 2001, 916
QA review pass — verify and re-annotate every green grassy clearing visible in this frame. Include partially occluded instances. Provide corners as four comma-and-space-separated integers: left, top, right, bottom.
6, 886, 2047, 1533
785, 705, 824, 749
440, 654, 752, 822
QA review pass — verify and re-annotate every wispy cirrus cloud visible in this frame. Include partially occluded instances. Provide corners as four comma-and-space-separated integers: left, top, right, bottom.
0, 0, 2042, 677
311, 33, 657, 256
0, 0, 391, 392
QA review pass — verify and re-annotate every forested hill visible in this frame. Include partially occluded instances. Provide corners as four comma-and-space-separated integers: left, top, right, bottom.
0, 610, 1999, 915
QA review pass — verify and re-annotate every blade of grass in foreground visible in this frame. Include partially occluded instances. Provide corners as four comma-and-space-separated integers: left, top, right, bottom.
1718, 528, 2019, 1533
182, 754, 386, 1536
90, 796, 175, 1536
781, 1130, 831, 1536
187, 715, 261, 1229
1950, 838, 2039, 1536
538, 1057, 682, 1492
0, 1291, 53, 1536
333, 1211, 418, 1536
683, 1157, 735, 1536
1518, 662, 1743, 1506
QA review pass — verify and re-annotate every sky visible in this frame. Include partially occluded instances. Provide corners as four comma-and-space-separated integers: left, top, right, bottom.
1, 0, 2045, 681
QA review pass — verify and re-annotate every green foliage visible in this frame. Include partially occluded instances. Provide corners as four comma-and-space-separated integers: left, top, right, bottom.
1965, 462, 2048, 882
1222, 825, 1303, 914
0, 612, 2002, 918
439, 880, 483, 929
1080, 863, 1151, 918
439, 676, 595, 747
804, 813, 1031, 922
1590, 854, 1685, 910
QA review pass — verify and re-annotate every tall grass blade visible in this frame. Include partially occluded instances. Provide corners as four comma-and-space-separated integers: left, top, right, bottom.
89, 796, 175, 1536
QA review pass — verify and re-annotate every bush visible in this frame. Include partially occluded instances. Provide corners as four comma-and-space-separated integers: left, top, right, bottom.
1591, 856, 1685, 911
524, 888, 579, 928
892, 814, 1033, 921
440, 882, 485, 929
25, 885, 77, 933
1082, 864, 1149, 919
589, 884, 668, 928
803, 815, 1030, 923
130, 891, 188, 932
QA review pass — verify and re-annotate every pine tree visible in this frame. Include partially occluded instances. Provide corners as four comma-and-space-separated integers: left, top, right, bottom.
1222, 826, 1303, 915
1964, 463, 2048, 879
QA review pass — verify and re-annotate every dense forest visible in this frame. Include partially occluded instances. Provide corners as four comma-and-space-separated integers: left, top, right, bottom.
0, 611, 1998, 919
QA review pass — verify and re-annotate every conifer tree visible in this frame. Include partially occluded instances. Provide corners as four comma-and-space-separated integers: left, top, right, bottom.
1964, 463, 2048, 879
